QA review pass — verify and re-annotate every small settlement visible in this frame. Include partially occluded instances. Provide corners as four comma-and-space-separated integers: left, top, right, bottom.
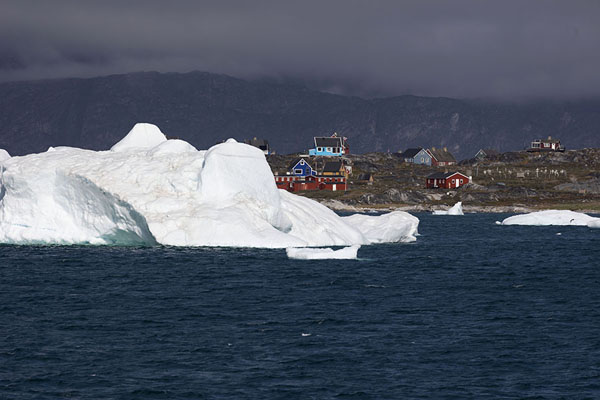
244, 134, 564, 193
274, 133, 350, 192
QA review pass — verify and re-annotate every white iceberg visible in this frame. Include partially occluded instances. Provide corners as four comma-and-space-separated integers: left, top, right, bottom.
110, 123, 168, 152
0, 149, 10, 162
432, 201, 464, 215
0, 124, 419, 247
500, 210, 600, 227
286, 245, 360, 260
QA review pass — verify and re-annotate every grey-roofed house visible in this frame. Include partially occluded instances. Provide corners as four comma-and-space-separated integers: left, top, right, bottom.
400, 148, 424, 163
245, 137, 270, 155
308, 133, 349, 156
427, 147, 457, 167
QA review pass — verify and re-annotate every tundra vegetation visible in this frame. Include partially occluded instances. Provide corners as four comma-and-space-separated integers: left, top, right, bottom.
267, 149, 600, 212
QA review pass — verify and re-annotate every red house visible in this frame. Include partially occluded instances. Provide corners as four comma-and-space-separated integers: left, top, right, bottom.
426, 172, 470, 189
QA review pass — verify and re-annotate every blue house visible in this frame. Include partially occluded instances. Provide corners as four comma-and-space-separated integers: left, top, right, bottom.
308, 133, 349, 156
413, 148, 433, 166
289, 158, 316, 177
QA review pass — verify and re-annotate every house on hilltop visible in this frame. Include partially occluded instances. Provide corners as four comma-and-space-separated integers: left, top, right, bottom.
426, 172, 470, 189
289, 158, 316, 177
308, 133, 349, 156
528, 137, 565, 152
400, 147, 432, 165
245, 137, 270, 155
474, 148, 500, 160
428, 147, 457, 167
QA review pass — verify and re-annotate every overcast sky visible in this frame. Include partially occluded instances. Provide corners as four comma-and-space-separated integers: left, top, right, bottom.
1, 0, 599, 99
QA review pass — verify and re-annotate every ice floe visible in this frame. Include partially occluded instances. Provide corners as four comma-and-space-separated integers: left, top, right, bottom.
0, 123, 419, 247
499, 210, 600, 227
286, 245, 360, 260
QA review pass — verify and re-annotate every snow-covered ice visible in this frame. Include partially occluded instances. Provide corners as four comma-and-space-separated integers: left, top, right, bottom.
500, 210, 600, 227
286, 245, 360, 260
432, 202, 464, 215
0, 149, 10, 162
0, 123, 419, 247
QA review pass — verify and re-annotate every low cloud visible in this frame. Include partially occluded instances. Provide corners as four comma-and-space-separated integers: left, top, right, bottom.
1, 0, 599, 99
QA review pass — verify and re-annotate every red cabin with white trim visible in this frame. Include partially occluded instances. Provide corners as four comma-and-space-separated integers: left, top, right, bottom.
426, 172, 469, 189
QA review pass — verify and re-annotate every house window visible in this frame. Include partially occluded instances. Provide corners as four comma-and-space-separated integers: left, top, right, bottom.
317, 147, 322, 152
421, 157, 424, 162
295, 169, 303, 174
460, 179, 464, 184
300, 160, 304, 165
452, 179, 455, 184
327, 147, 332, 152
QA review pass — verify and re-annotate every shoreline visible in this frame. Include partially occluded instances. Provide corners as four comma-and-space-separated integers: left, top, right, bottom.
319, 200, 600, 214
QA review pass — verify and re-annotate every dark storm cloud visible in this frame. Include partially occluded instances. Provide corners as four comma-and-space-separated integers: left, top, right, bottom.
1, 0, 599, 99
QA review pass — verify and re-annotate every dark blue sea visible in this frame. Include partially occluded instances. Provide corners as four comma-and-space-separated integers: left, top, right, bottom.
1, 213, 599, 399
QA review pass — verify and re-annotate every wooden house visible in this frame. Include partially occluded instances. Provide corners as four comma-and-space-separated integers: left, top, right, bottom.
399, 148, 424, 163
428, 147, 457, 167
528, 137, 565, 152
426, 172, 470, 189
289, 158, 316, 177
322, 160, 345, 176
358, 173, 374, 185
245, 137, 270, 155
316, 175, 347, 191
308, 133, 349, 156
474, 148, 500, 160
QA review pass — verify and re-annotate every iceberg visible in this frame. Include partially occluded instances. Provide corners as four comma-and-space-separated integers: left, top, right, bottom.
286, 245, 360, 260
500, 210, 600, 227
432, 201, 464, 215
0, 149, 10, 162
0, 124, 419, 247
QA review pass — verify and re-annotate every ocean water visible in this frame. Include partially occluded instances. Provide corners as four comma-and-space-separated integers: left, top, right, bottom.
1, 213, 599, 399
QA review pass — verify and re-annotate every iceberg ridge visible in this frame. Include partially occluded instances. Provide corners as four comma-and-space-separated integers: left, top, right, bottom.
0, 124, 419, 247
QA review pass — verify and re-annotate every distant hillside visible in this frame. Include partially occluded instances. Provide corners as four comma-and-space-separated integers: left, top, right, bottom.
1, 71, 600, 158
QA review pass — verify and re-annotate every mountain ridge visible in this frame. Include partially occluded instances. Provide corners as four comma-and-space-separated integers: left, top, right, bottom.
1, 71, 599, 158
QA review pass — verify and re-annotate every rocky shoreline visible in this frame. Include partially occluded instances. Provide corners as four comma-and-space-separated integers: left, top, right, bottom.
268, 148, 600, 214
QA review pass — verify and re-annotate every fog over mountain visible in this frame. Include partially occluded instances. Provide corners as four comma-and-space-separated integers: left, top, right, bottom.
1, 71, 599, 158
1, 0, 600, 99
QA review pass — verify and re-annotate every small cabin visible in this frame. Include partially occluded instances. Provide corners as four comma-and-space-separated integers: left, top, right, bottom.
358, 173, 374, 185
322, 160, 345, 176
308, 133, 349, 156
426, 172, 470, 189
528, 137, 565, 152
474, 148, 500, 160
428, 147, 457, 167
245, 137, 270, 155
289, 158, 316, 177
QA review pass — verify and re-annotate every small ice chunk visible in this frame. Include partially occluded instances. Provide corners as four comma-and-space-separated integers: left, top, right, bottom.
286, 245, 360, 260
432, 201, 463, 215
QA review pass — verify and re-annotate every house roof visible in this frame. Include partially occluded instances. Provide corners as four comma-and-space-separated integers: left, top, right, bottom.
323, 160, 344, 173
245, 137, 269, 148
315, 137, 343, 148
400, 148, 423, 158
427, 171, 469, 179
288, 157, 312, 170
478, 148, 499, 156
428, 148, 456, 162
